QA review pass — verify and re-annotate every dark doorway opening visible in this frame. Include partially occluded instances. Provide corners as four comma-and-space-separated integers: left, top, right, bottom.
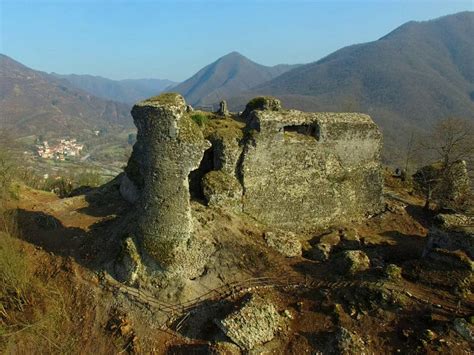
188, 146, 215, 202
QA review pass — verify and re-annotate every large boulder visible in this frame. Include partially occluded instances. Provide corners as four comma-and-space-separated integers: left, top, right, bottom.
216, 295, 282, 350
264, 230, 302, 257
334, 250, 371, 275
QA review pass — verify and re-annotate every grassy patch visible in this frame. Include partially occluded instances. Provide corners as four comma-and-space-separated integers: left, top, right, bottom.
191, 113, 209, 127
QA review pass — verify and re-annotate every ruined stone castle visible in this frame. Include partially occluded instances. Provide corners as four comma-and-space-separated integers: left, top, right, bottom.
120, 93, 383, 273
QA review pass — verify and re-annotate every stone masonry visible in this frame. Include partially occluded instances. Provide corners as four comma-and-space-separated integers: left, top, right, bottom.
131, 93, 210, 270
122, 94, 384, 271
241, 108, 383, 230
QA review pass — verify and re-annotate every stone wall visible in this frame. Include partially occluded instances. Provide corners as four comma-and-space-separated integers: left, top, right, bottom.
123, 94, 384, 268
240, 109, 383, 230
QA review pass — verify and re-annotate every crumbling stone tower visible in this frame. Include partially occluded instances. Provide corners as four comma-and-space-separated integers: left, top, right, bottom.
131, 93, 210, 270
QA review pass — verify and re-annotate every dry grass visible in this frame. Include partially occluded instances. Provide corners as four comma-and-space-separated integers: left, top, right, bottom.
0, 198, 113, 353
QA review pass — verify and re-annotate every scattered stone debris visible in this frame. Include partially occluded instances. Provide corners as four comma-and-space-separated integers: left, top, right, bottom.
264, 230, 302, 257
216, 294, 282, 350
435, 213, 474, 229
340, 228, 361, 250
453, 318, 474, 342
423, 213, 473, 259
106, 311, 139, 353
384, 264, 402, 280
307, 230, 340, 261
211, 341, 241, 354
327, 326, 366, 355
334, 250, 370, 275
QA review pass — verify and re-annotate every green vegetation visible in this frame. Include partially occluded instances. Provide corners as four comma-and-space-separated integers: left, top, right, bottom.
142, 92, 182, 105
0, 149, 106, 198
191, 113, 209, 127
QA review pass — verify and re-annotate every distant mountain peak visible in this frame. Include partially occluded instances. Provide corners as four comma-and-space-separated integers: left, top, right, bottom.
173, 52, 299, 106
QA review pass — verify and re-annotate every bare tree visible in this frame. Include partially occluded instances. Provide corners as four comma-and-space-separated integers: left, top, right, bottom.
415, 117, 474, 210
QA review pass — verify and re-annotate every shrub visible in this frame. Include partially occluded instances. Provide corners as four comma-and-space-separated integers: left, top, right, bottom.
191, 113, 208, 127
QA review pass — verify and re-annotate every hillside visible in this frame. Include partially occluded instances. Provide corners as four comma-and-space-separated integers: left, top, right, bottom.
173, 51, 300, 107
228, 12, 474, 155
51, 73, 176, 104
0, 54, 133, 139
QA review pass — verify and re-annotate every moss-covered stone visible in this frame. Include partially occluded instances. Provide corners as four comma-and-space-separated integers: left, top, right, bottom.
138, 92, 185, 107
202, 170, 242, 210
131, 94, 211, 273
241, 96, 282, 120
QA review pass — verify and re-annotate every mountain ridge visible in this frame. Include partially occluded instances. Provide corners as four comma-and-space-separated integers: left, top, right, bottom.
173, 51, 301, 107
223, 11, 474, 159
0, 54, 133, 139
51, 73, 176, 104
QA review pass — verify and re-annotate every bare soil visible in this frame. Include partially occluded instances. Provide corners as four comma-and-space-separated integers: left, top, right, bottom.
1, 175, 473, 354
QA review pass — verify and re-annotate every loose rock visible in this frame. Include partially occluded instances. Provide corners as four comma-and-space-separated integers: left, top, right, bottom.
334, 250, 370, 275
264, 230, 302, 257
216, 295, 282, 350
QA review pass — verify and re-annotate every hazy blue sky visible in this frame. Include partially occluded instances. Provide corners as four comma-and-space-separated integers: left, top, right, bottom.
1, 0, 472, 81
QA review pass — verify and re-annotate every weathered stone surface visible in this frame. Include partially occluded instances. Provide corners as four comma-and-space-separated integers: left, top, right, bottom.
132, 93, 211, 272
308, 242, 332, 262
240, 108, 383, 231
264, 230, 302, 257
202, 170, 242, 210
327, 327, 367, 355
217, 295, 282, 350
308, 230, 340, 261
334, 250, 370, 275
211, 342, 241, 355
426, 248, 473, 271
241, 96, 282, 120
119, 173, 139, 204
340, 228, 361, 250
217, 100, 229, 116
435, 213, 474, 229
424, 215, 474, 259
114, 237, 142, 285
122, 95, 384, 273
453, 318, 474, 342
384, 264, 402, 280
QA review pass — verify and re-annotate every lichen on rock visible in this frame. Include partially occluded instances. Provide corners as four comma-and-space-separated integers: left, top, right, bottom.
216, 294, 282, 350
